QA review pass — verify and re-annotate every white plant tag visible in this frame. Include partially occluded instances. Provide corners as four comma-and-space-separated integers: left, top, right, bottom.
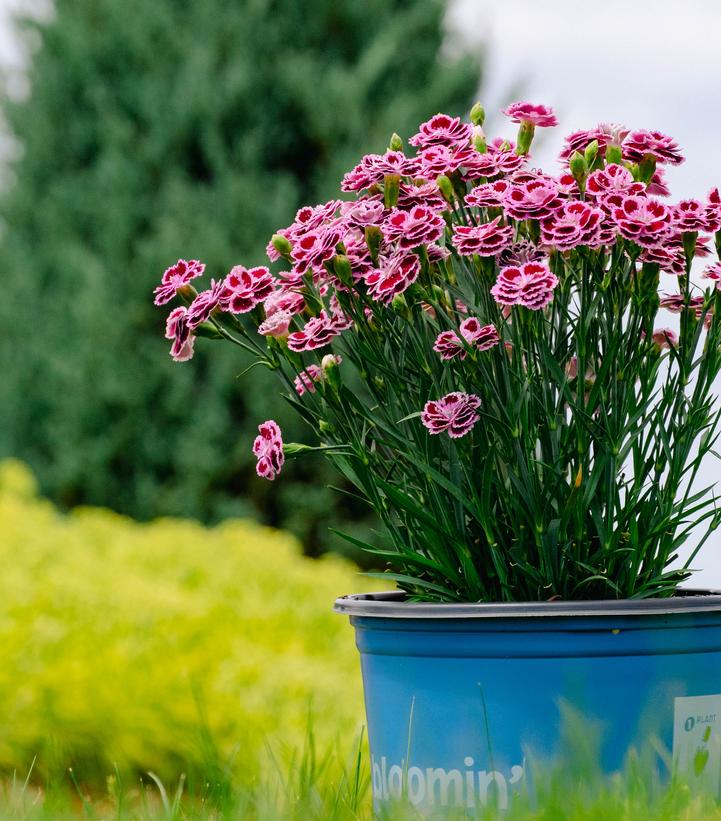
673, 694, 721, 796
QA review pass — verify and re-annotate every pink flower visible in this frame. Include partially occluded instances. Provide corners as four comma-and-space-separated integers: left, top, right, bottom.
221, 265, 275, 314
611, 195, 673, 248
383, 205, 445, 248
341, 151, 419, 192
409, 113, 473, 148
165, 306, 195, 362
491, 262, 559, 311
365, 251, 421, 303
287, 310, 349, 352
502, 101, 557, 128
622, 130, 684, 166
498, 239, 546, 268
703, 262, 721, 290
451, 217, 514, 257
154, 259, 205, 306
258, 310, 292, 338
294, 364, 323, 395
433, 318, 500, 360
486, 138, 526, 174
186, 279, 224, 328
586, 164, 645, 199
264, 288, 305, 317
465, 180, 511, 208
291, 225, 344, 275
660, 293, 705, 313
421, 392, 482, 438
647, 168, 670, 197
540, 201, 605, 250
640, 244, 686, 276
650, 328, 679, 350
253, 420, 284, 481
343, 199, 385, 228
396, 181, 447, 212
673, 199, 709, 233
417, 144, 480, 178
705, 188, 721, 233
559, 125, 625, 162
502, 178, 563, 221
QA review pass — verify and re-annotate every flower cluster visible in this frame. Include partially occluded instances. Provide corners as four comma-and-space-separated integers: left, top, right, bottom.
153, 100, 721, 606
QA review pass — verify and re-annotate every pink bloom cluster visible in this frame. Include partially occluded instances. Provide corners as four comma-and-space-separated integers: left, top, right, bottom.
491, 262, 559, 311
434, 318, 500, 360
421, 392, 482, 438
253, 420, 284, 480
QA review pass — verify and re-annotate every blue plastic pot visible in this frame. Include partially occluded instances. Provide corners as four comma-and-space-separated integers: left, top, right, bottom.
335, 590, 721, 814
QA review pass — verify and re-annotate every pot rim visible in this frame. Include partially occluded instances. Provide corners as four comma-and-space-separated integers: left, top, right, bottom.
333, 589, 721, 619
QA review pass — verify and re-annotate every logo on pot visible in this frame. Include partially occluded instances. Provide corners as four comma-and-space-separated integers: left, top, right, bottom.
371, 754, 525, 809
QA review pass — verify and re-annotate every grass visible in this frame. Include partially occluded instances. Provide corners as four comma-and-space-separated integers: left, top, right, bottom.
2, 729, 721, 821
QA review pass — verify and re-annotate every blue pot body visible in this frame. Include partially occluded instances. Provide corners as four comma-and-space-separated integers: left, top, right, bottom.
339, 594, 721, 814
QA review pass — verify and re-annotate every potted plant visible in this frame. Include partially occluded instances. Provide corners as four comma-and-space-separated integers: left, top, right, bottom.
154, 102, 721, 813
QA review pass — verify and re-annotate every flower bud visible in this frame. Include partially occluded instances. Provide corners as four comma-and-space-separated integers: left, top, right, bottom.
472, 125, 487, 154
364, 225, 382, 265
321, 354, 341, 390
177, 284, 198, 302
332, 254, 353, 287
584, 140, 599, 167
271, 233, 293, 258
318, 419, 335, 435
638, 155, 657, 184
569, 151, 588, 189
388, 132, 404, 152
384, 173, 400, 209
436, 174, 454, 203
470, 102, 486, 127
391, 294, 412, 320
605, 144, 623, 165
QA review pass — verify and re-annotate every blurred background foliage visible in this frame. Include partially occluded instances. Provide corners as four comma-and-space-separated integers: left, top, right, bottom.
0, 0, 481, 559
0, 458, 387, 786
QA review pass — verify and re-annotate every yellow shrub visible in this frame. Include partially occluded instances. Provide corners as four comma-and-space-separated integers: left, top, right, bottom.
0, 460, 384, 784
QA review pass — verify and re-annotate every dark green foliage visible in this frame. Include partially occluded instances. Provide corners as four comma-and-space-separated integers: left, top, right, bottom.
0, 0, 480, 552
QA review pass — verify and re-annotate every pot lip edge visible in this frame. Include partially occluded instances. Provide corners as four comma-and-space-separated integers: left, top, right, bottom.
333, 589, 721, 619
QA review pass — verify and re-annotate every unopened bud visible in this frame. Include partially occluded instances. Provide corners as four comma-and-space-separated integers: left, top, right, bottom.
569, 151, 588, 188
177, 284, 198, 302
384, 173, 400, 209
638, 155, 657, 184
605, 144, 623, 166
584, 140, 599, 167
436, 174, 454, 203
391, 294, 412, 320
388, 132, 404, 152
364, 225, 382, 265
321, 354, 341, 390
332, 254, 353, 287
271, 233, 293, 258
470, 102, 485, 127
318, 419, 335, 435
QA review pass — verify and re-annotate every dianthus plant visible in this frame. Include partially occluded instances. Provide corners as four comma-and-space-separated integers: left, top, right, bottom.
155, 102, 721, 603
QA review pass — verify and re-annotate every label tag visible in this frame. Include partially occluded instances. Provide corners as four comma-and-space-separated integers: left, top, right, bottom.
673, 694, 721, 796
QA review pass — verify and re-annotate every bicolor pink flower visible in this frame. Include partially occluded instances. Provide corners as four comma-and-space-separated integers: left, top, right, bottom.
673, 199, 708, 233
486, 138, 526, 174
647, 168, 670, 197
264, 287, 306, 317
221, 265, 275, 314
540, 201, 605, 250
703, 262, 721, 290
640, 245, 686, 276
186, 279, 224, 328
342, 198, 385, 228
491, 262, 559, 311
433, 318, 500, 360
559, 125, 625, 162
365, 251, 421, 303
291, 225, 344, 275
409, 113, 473, 148
253, 420, 284, 481
396, 181, 447, 212
586, 164, 645, 199
660, 293, 705, 314
502, 178, 563, 221
622, 130, 684, 166
705, 188, 721, 233
452, 217, 514, 257
294, 365, 323, 396
258, 310, 292, 338
421, 392, 482, 438
426, 243, 451, 264
287, 310, 349, 352
502, 101, 557, 128
417, 144, 480, 178
341, 151, 419, 191
650, 328, 679, 350
165, 306, 195, 362
154, 259, 205, 306
611, 195, 673, 248
498, 239, 546, 268
383, 205, 445, 248
465, 180, 511, 208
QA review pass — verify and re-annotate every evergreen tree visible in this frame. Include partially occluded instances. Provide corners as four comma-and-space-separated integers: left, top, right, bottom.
0, 0, 480, 553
